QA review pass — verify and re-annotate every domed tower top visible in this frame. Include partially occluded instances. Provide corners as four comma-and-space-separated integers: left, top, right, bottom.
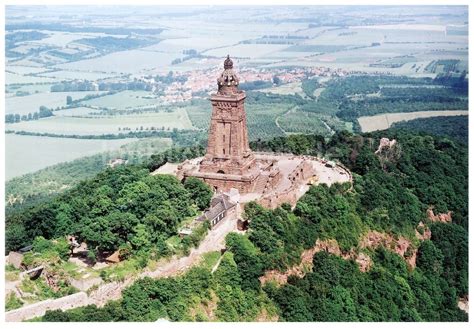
217, 55, 241, 95
224, 54, 233, 69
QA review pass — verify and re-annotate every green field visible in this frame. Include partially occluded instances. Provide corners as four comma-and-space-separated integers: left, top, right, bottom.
53, 107, 101, 117
6, 108, 194, 135
6, 83, 53, 96
258, 81, 306, 97
79, 90, 159, 111
5, 136, 173, 201
55, 49, 179, 74
38, 70, 121, 81
5, 134, 133, 179
185, 102, 290, 141
5, 91, 107, 115
185, 104, 211, 130
278, 110, 347, 137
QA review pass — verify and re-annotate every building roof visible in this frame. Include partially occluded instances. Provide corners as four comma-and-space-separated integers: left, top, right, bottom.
198, 194, 236, 222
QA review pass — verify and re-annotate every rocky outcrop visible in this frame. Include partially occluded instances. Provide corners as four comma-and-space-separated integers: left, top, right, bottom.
360, 231, 416, 269
360, 231, 411, 257
458, 296, 469, 314
260, 239, 372, 286
427, 207, 452, 223
415, 221, 431, 240
354, 253, 372, 273
375, 138, 397, 154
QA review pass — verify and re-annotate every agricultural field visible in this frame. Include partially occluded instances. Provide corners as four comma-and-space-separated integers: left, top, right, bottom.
358, 110, 469, 132
38, 70, 122, 81
6, 108, 194, 135
185, 104, 210, 130
5, 83, 53, 97
203, 44, 289, 58
5, 134, 133, 179
245, 103, 289, 140
5, 71, 57, 85
54, 50, 179, 74
278, 110, 348, 137
5, 91, 107, 115
79, 90, 159, 111
6, 65, 49, 75
5, 136, 173, 201
257, 81, 306, 97
53, 107, 101, 117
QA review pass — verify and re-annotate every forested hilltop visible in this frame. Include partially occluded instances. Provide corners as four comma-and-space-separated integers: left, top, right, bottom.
6, 128, 468, 322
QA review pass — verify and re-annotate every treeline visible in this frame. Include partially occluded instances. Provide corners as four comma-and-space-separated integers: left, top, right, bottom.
5, 106, 53, 123
6, 144, 206, 215
40, 128, 468, 322
5, 93, 111, 123
5, 31, 47, 50
391, 115, 468, 145
7, 128, 207, 146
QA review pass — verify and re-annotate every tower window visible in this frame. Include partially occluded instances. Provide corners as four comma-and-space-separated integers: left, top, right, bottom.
223, 135, 225, 142
223, 148, 225, 155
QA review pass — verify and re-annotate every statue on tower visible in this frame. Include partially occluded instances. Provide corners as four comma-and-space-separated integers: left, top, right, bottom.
217, 55, 241, 95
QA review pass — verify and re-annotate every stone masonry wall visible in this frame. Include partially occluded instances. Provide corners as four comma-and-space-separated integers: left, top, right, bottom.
5, 292, 90, 322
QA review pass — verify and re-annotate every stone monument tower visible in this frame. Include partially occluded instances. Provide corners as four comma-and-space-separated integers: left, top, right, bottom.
184, 56, 265, 193
199, 55, 256, 175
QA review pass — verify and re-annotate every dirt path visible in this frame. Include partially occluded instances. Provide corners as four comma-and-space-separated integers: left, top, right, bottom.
87, 213, 240, 307
275, 106, 297, 135
141, 212, 239, 279
6, 214, 242, 320
320, 119, 335, 135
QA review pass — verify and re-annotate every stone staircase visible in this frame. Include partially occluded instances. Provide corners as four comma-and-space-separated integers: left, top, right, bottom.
253, 172, 269, 193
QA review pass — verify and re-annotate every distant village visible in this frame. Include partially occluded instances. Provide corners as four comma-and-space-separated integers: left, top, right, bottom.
50, 65, 354, 104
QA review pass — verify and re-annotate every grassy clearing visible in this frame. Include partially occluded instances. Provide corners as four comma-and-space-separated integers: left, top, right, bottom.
199, 251, 221, 271
5, 265, 21, 281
